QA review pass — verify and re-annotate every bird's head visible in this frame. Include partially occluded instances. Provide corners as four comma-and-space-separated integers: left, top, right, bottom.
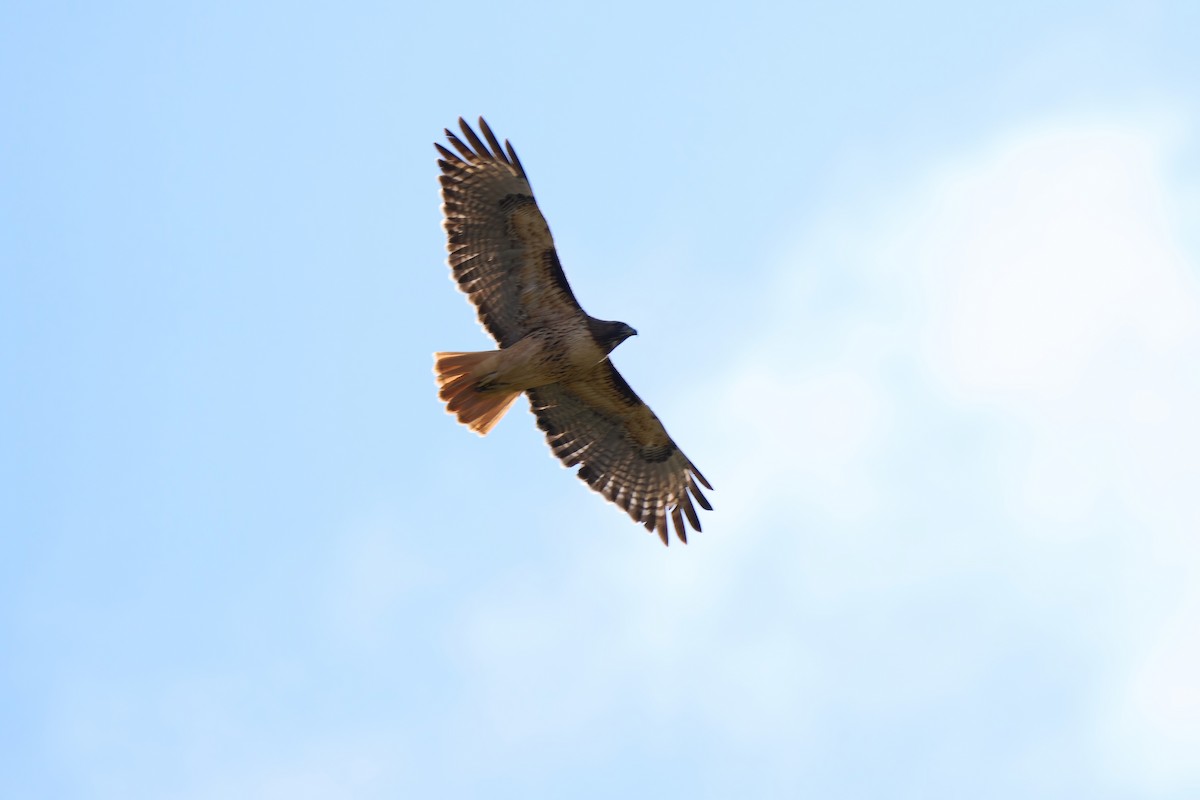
589, 318, 638, 354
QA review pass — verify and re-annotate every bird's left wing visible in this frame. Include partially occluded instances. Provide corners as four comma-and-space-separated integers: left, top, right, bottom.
527, 362, 712, 544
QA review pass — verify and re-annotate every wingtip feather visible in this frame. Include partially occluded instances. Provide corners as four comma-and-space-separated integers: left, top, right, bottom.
479, 117, 509, 166
445, 131, 474, 161
458, 118, 490, 158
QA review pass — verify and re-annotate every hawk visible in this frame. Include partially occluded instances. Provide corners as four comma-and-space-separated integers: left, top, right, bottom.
433, 118, 712, 545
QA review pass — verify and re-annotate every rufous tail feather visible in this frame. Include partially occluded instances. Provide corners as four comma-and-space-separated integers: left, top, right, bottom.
433, 351, 520, 435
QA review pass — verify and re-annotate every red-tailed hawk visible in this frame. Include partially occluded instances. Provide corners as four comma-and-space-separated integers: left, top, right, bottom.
433, 117, 712, 545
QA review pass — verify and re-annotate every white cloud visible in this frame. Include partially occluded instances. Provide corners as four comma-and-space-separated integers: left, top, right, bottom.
913, 118, 1198, 402
792, 113, 1200, 791
893, 118, 1200, 791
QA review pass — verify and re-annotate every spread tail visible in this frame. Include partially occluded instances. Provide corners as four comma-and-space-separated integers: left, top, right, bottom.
433, 351, 520, 435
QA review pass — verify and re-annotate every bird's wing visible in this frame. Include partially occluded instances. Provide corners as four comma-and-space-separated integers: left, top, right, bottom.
437, 117, 585, 347
527, 361, 712, 544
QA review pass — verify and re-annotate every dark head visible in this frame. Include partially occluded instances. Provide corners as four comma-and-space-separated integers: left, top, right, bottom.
588, 318, 638, 354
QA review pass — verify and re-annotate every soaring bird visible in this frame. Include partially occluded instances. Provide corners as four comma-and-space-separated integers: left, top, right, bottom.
433, 118, 711, 545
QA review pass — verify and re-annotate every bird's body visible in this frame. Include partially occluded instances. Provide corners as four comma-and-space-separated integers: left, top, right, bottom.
433, 118, 711, 544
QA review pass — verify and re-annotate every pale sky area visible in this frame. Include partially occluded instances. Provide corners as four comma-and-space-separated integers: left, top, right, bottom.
3, 1, 1199, 798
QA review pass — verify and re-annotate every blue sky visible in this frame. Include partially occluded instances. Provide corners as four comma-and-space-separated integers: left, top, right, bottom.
3, 1, 1199, 797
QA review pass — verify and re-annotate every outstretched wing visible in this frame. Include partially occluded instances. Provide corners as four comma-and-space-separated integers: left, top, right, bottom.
527, 362, 712, 545
437, 117, 585, 347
